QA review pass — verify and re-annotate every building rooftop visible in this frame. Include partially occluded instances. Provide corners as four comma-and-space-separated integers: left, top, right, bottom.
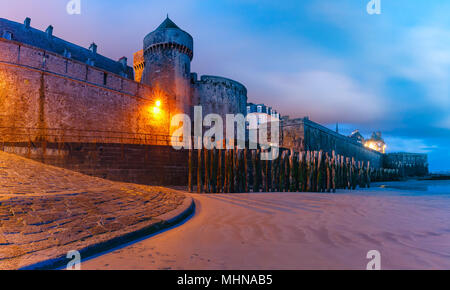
0, 17, 134, 79
156, 16, 181, 30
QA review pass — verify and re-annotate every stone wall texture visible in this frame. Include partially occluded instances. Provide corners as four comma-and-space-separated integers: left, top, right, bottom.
384, 152, 428, 176
193, 75, 247, 121
2, 142, 189, 185
0, 38, 175, 144
282, 118, 383, 168
133, 49, 144, 83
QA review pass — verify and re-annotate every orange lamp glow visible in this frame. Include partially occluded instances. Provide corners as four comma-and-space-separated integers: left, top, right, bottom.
151, 100, 162, 115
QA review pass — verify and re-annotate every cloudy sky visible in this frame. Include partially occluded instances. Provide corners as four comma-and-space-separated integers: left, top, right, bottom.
2, 0, 450, 172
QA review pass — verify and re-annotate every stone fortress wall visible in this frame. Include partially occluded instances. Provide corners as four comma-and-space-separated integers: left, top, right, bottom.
0, 37, 173, 142
384, 152, 428, 176
191, 74, 247, 119
0, 16, 248, 185
0, 19, 189, 185
282, 117, 384, 168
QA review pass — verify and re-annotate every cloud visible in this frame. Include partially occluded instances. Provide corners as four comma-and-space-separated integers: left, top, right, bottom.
256, 70, 385, 124
383, 136, 436, 154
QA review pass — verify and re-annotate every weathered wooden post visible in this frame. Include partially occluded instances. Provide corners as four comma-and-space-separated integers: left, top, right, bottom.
305, 151, 311, 192
316, 151, 322, 192
211, 148, 217, 193
264, 155, 269, 192
244, 148, 248, 192
230, 148, 235, 193
233, 148, 237, 192
257, 149, 262, 192
241, 149, 246, 192
238, 149, 245, 192
283, 151, 289, 192
251, 150, 256, 192
278, 151, 284, 192
197, 149, 203, 193
204, 149, 209, 193
326, 152, 331, 193
217, 149, 222, 193
261, 150, 267, 192
351, 158, 356, 190
298, 152, 304, 192
359, 161, 365, 188
271, 151, 278, 192
225, 149, 229, 193
331, 152, 337, 193
188, 148, 193, 192
228, 148, 233, 193
344, 157, 349, 189
289, 148, 297, 192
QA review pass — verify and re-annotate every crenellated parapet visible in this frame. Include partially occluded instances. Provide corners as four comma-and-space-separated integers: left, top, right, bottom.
144, 42, 193, 61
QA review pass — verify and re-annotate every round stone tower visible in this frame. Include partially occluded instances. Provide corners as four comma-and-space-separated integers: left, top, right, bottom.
141, 17, 193, 115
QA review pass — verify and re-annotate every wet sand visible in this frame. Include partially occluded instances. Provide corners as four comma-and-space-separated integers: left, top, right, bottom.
82, 182, 450, 270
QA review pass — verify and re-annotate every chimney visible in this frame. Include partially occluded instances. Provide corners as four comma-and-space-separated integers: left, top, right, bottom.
118, 56, 127, 68
45, 25, 53, 37
89, 42, 97, 54
24, 17, 31, 28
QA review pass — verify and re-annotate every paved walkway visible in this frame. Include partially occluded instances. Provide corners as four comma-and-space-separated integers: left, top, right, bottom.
0, 151, 186, 269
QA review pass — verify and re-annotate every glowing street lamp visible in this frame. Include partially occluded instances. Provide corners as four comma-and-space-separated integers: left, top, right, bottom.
152, 100, 162, 114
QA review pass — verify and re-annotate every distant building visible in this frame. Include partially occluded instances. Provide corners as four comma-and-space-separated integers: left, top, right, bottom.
364, 131, 386, 154
349, 129, 365, 144
246, 103, 280, 130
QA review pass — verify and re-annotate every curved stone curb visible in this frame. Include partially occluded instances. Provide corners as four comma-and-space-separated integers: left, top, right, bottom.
19, 195, 195, 270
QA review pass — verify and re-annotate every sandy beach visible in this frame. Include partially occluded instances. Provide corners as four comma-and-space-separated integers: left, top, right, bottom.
82, 180, 450, 270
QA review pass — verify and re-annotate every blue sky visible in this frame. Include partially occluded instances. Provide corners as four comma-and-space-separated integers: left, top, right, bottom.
2, 0, 450, 172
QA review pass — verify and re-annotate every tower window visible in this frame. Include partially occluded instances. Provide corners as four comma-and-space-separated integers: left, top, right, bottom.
2, 31, 12, 40
103, 72, 108, 85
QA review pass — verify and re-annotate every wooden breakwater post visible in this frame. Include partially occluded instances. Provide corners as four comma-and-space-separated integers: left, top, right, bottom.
325, 152, 331, 193
289, 149, 295, 192
211, 148, 217, 193
204, 148, 210, 193
188, 148, 193, 192
244, 148, 248, 192
188, 145, 375, 193
197, 148, 203, 193
217, 149, 223, 193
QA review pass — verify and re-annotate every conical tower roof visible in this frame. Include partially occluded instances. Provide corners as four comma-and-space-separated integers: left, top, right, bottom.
143, 16, 194, 60
156, 16, 180, 30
